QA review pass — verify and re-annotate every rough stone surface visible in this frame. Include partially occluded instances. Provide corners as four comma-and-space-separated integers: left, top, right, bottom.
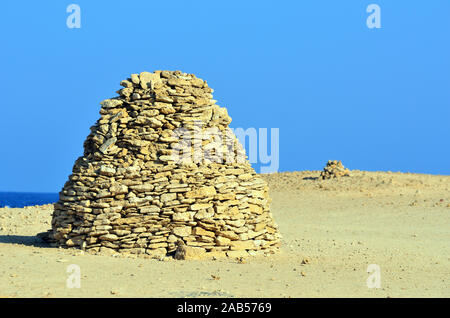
45, 70, 282, 259
174, 245, 208, 260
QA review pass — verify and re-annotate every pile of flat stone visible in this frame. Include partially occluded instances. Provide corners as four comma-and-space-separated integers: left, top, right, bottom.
44, 70, 282, 260
319, 160, 350, 180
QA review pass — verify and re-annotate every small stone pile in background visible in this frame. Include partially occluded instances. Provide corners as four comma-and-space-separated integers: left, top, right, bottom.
319, 160, 350, 180
43, 70, 282, 260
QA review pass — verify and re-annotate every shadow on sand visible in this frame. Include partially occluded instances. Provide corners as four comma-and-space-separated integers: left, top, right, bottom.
303, 176, 319, 181
0, 235, 51, 248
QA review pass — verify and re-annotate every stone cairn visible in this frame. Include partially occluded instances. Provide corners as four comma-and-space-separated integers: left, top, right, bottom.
44, 70, 282, 260
319, 160, 350, 180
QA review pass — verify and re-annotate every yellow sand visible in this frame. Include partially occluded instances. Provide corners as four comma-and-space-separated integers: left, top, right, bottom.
0, 170, 448, 297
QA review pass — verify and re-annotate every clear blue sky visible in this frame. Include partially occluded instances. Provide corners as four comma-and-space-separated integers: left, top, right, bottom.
1, 1, 449, 192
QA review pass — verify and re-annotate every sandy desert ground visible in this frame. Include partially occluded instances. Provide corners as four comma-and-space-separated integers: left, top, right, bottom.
0, 170, 449, 298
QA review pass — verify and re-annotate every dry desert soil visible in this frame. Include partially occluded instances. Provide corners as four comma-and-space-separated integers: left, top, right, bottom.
0, 170, 449, 298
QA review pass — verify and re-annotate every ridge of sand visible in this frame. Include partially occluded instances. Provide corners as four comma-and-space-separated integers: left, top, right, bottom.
0, 170, 448, 297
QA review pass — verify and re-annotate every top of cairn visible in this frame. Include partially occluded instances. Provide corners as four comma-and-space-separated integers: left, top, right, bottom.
319, 160, 350, 180
46, 70, 282, 260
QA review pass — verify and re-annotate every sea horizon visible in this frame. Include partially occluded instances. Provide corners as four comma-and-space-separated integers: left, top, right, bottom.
0, 191, 59, 208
